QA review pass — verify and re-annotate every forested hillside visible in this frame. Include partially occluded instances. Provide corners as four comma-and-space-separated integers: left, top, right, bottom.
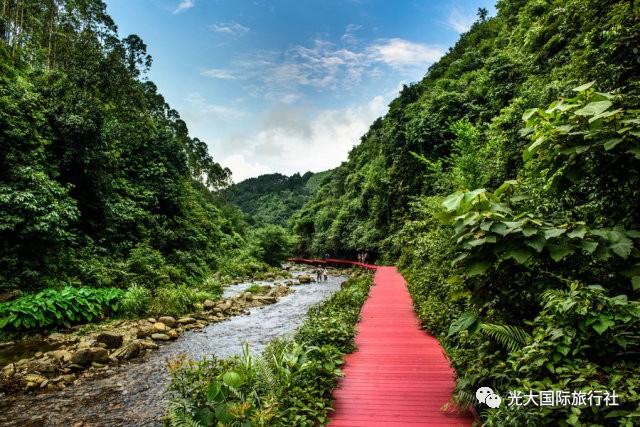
0, 0, 263, 298
293, 0, 640, 424
223, 170, 331, 228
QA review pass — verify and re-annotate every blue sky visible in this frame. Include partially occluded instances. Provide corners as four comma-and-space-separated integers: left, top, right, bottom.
104, 0, 496, 182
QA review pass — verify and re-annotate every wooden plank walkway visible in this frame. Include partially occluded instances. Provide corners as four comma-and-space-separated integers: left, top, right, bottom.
326, 265, 475, 426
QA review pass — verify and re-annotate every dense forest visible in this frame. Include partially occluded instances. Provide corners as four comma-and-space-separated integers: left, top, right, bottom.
222, 171, 331, 228
0, 0, 294, 330
2, 0, 640, 425
293, 0, 640, 425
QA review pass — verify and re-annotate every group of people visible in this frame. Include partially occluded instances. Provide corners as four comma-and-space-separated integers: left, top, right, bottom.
357, 252, 369, 264
316, 267, 328, 282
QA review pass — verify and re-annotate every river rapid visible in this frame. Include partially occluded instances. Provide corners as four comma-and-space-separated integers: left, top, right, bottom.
0, 271, 345, 427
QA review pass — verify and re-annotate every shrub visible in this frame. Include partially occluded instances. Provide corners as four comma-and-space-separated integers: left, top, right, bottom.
119, 284, 152, 317
0, 286, 123, 331
165, 274, 373, 426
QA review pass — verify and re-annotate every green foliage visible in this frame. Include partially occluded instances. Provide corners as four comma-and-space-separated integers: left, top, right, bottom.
251, 225, 297, 267
165, 274, 373, 427
407, 87, 640, 425
147, 284, 221, 318
0, 1, 261, 297
223, 171, 330, 228
0, 286, 123, 331
118, 284, 152, 317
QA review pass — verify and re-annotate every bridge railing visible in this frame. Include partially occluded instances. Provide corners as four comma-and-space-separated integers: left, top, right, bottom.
288, 258, 377, 271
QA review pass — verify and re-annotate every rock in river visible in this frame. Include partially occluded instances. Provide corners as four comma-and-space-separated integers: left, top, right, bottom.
150, 333, 171, 341
158, 316, 177, 328
96, 332, 124, 349
112, 341, 143, 361
70, 348, 109, 365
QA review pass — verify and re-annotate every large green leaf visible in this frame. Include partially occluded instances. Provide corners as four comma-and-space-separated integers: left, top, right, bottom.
466, 261, 491, 276
222, 371, 245, 389
547, 244, 575, 262
572, 81, 595, 92
544, 228, 567, 239
574, 100, 612, 117
448, 312, 477, 337
610, 238, 633, 259
592, 317, 615, 335
215, 403, 234, 423
505, 248, 534, 264
442, 193, 464, 212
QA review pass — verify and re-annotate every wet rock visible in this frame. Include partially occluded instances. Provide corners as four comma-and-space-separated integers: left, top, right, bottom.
70, 348, 109, 365
1, 363, 16, 376
136, 325, 154, 338
23, 374, 47, 388
297, 275, 313, 284
147, 318, 157, 323
77, 341, 92, 349
47, 333, 67, 342
218, 302, 231, 312
140, 340, 159, 350
152, 322, 168, 332
96, 332, 124, 349
243, 292, 253, 301
167, 329, 179, 340
158, 316, 177, 328
112, 341, 143, 361
151, 333, 170, 341
194, 312, 209, 320
15, 358, 30, 368
27, 359, 56, 374
0, 341, 14, 349
203, 299, 216, 310
52, 350, 73, 364
176, 317, 196, 325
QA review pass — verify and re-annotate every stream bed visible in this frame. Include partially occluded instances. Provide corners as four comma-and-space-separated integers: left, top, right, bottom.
0, 272, 345, 427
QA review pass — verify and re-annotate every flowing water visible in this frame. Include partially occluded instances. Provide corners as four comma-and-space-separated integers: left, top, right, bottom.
0, 272, 345, 427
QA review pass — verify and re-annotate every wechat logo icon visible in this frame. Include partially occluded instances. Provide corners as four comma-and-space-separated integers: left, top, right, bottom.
477, 387, 501, 408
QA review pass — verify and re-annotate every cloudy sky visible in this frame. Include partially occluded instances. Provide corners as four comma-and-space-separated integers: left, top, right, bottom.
104, 0, 495, 182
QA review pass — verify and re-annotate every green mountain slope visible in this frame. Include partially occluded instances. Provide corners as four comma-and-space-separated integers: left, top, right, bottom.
224, 170, 332, 228
0, 1, 256, 292
291, 1, 640, 424
293, 0, 640, 259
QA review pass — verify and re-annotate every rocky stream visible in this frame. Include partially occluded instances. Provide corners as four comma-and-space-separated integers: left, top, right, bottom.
0, 268, 346, 426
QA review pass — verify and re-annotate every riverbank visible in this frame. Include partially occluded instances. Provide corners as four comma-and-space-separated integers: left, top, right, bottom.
0, 263, 345, 396
0, 266, 352, 426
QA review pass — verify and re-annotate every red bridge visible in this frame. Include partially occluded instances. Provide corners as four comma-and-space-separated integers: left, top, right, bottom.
289, 258, 476, 426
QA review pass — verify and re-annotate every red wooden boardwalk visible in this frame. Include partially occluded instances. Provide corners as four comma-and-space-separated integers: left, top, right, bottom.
327, 265, 475, 426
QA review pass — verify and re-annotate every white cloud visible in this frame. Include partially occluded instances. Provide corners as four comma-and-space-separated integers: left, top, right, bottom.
367, 38, 443, 67
216, 37, 442, 101
201, 68, 238, 79
173, 0, 194, 14
447, 8, 475, 33
186, 93, 246, 118
211, 22, 250, 36
223, 154, 272, 183
222, 96, 389, 180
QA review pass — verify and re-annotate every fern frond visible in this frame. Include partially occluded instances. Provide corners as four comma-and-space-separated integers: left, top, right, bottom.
480, 323, 531, 352
254, 354, 279, 395
166, 407, 204, 427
